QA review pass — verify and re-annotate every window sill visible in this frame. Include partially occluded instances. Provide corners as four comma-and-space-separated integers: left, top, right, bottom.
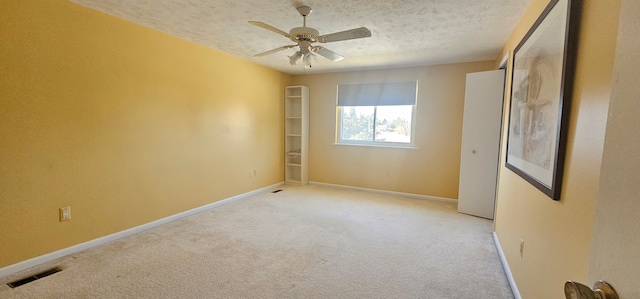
333, 143, 419, 150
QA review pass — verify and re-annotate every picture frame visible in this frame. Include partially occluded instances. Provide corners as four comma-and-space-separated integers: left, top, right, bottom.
505, 0, 582, 200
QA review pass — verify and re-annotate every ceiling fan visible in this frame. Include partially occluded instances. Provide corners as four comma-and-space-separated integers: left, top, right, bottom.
249, 6, 371, 67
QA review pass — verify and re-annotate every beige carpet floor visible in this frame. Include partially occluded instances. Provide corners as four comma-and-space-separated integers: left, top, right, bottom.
0, 185, 513, 298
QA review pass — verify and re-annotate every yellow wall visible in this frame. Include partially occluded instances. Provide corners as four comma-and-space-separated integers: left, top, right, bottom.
493, 0, 621, 298
292, 62, 494, 199
0, 0, 290, 268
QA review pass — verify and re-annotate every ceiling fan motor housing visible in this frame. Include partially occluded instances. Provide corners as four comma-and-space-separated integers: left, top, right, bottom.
289, 26, 319, 43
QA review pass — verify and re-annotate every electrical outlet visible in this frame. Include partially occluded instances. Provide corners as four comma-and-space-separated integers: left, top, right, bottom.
253, 169, 257, 177
385, 170, 390, 177
59, 206, 71, 222
519, 239, 524, 257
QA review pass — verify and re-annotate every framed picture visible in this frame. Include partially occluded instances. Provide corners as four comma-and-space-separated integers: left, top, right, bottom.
505, 0, 582, 200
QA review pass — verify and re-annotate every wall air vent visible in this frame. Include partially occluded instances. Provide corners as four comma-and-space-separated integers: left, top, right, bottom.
7, 267, 62, 288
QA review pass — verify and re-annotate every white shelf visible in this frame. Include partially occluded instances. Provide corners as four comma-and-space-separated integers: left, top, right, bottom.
285, 86, 309, 186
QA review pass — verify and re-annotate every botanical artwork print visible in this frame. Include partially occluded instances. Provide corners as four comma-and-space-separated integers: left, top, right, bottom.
508, 48, 561, 171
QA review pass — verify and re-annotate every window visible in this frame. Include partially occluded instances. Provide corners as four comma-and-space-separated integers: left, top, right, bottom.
336, 81, 417, 146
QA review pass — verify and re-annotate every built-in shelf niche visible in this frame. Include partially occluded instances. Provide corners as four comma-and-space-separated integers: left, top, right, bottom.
284, 86, 309, 185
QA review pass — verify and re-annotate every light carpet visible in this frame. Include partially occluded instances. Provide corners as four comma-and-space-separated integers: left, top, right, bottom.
0, 185, 513, 298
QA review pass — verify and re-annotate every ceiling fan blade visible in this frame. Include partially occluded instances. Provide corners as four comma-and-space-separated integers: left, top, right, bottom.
248, 21, 294, 39
254, 45, 297, 57
317, 27, 371, 43
312, 46, 344, 62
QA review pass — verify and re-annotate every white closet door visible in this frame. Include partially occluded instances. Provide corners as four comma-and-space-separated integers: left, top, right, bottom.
458, 70, 505, 219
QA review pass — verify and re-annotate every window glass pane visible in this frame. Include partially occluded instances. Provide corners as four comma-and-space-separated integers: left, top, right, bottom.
341, 106, 374, 141
375, 105, 412, 143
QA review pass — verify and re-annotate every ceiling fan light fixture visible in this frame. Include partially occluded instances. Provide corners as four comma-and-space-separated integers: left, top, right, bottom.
289, 51, 303, 65
303, 52, 314, 68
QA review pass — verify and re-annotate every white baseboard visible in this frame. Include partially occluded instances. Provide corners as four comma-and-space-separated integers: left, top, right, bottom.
493, 231, 521, 299
0, 182, 284, 279
308, 181, 457, 204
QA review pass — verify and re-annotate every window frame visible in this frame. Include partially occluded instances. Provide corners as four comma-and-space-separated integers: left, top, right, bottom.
336, 104, 417, 148
335, 81, 418, 148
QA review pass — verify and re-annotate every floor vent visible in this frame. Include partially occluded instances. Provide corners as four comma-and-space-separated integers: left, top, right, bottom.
7, 267, 62, 288
271, 189, 283, 193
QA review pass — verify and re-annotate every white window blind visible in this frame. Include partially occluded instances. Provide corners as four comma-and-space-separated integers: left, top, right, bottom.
337, 81, 417, 106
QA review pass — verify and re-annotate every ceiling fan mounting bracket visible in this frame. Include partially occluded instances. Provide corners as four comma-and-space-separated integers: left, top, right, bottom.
296, 6, 312, 17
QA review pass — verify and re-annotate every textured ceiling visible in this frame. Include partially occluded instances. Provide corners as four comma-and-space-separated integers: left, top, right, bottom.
69, 0, 531, 75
